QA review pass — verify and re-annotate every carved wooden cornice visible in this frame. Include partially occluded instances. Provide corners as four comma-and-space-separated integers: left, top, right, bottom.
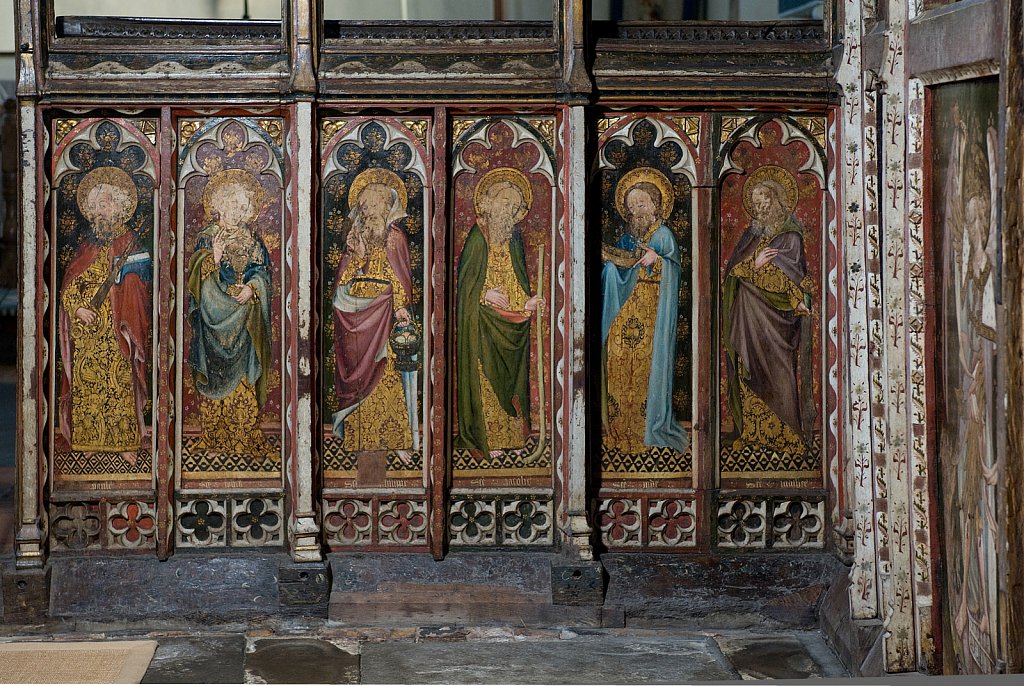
590, 20, 832, 97
317, 21, 560, 98
56, 16, 283, 42
323, 21, 553, 43
601, 21, 825, 44
28, 11, 832, 99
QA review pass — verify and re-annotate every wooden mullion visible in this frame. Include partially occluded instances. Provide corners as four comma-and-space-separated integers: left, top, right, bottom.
428, 105, 450, 560
156, 106, 175, 559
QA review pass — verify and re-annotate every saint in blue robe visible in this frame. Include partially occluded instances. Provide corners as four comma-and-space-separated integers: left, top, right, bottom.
600, 224, 689, 453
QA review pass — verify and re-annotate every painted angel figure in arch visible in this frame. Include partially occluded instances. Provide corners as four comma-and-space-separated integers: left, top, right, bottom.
600, 167, 689, 455
723, 166, 816, 455
59, 166, 151, 465
455, 167, 545, 459
187, 168, 276, 460
331, 168, 419, 466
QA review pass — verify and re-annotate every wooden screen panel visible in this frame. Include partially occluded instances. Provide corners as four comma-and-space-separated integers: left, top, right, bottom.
47, 116, 161, 551
319, 116, 433, 551
717, 116, 826, 491
173, 115, 288, 547
448, 115, 559, 547
594, 114, 702, 551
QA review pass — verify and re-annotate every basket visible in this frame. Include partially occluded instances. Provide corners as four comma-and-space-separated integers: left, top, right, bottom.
390, 319, 420, 372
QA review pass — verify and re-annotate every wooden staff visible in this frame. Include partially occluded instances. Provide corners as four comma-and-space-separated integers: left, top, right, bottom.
525, 252, 546, 465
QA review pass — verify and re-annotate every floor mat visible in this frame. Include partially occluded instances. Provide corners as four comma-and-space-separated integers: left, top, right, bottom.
0, 640, 158, 684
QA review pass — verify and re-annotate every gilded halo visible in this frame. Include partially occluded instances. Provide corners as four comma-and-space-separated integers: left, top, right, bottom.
742, 165, 799, 216
615, 167, 675, 221
77, 166, 139, 223
349, 168, 409, 214
203, 168, 266, 222
473, 167, 534, 224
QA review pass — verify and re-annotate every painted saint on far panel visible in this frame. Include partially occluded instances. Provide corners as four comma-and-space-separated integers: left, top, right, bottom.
52, 118, 158, 484
932, 78, 1001, 675
723, 165, 814, 456
321, 118, 428, 485
597, 116, 695, 487
718, 118, 825, 487
451, 117, 555, 473
178, 117, 285, 482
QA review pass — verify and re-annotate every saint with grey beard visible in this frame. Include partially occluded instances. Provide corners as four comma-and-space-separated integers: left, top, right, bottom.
723, 176, 816, 455
331, 171, 416, 460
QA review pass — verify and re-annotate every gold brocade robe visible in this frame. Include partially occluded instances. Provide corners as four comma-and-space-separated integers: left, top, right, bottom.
605, 226, 661, 454
61, 246, 140, 452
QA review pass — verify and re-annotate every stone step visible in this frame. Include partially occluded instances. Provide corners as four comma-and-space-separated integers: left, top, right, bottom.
328, 594, 602, 627
327, 551, 603, 627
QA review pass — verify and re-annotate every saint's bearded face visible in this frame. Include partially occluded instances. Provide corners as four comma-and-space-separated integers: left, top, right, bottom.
625, 187, 659, 236
479, 183, 524, 244
83, 183, 133, 243
353, 184, 393, 248
750, 184, 788, 232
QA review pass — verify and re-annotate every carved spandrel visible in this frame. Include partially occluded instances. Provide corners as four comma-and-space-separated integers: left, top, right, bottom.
451, 119, 478, 144
321, 119, 348, 146
136, 120, 159, 146
178, 120, 200, 146
54, 119, 80, 146
720, 116, 752, 145
795, 116, 827, 150
526, 118, 555, 149
401, 120, 429, 148
257, 119, 284, 148
596, 117, 622, 137
671, 116, 701, 147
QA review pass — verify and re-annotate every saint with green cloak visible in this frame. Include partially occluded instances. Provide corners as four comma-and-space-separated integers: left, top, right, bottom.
455, 168, 544, 458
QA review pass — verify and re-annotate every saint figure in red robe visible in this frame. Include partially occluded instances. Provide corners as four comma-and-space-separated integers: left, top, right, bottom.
59, 166, 151, 465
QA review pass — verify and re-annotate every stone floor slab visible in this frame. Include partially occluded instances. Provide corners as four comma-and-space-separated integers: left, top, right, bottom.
713, 631, 848, 680
245, 638, 359, 684
142, 635, 247, 684
794, 629, 851, 678
359, 635, 739, 684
